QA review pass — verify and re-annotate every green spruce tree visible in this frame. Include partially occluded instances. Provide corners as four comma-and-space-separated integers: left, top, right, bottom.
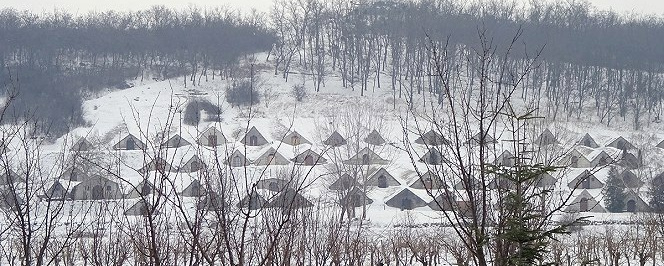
603, 167, 626, 212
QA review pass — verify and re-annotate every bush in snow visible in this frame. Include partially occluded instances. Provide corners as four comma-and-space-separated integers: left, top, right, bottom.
226, 79, 261, 106
292, 84, 307, 102
183, 99, 222, 125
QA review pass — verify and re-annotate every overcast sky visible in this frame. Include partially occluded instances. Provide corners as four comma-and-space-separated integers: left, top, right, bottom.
1, 0, 663, 17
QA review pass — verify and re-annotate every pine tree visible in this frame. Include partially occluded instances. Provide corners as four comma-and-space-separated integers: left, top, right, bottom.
603, 167, 626, 212
649, 175, 664, 213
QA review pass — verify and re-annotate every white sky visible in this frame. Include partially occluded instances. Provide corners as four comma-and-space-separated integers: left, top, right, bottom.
0, 0, 662, 17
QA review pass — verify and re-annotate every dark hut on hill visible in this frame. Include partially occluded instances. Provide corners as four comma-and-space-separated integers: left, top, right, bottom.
339, 187, 373, 207
329, 174, 361, 191
535, 129, 558, 146
71, 137, 93, 152
385, 188, 428, 210
197, 127, 227, 147
292, 149, 327, 165
344, 147, 388, 165
241, 126, 269, 146
419, 148, 445, 165
577, 133, 599, 148
266, 189, 313, 209
112, 134, 146, 150
161, 134, 190, 148
414, 130, 446, 145
565, 190, 606, 213
227, 150, 250, 167
283, 131, 311, 146
237, 191, 268, 210
180, 180, 203, 197
323, 131, 347, 147
567, 170, 604, 189
256, 178, 290, 192
410, 171, 446, 190
253, 148, 290, 166
180, 155, 205, 173
366, 168, 401, 188
364, 129, 386, 145
607, 136, 635, 151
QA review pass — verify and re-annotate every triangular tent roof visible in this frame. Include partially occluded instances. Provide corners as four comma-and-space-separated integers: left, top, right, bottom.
197, 127, 227, 146
427, 190, 456, 211
180, 179, 203, 197
385, 188, 429, 210
0, 169, 24, 185
567, 170, 604, 189
466, 132, 497, 146
565, 190, 606, 213
495, 150, 516, 167
534, 173, 557, 187
607, 136, 635, 150
410, 171, 446, 190
329, 173, 361, 190
180, 155, 205, 173
71, 137, 93, 152
241, 126, 269, 146
161, 134, 190, 148
535, 129, 558, 146
589, 150, 613, 167
237, 191, 268, 210
624, 190, 651, 212
339, 187, 373, 207
366, 168, 401, 187
617, 151, 640, 169
124, 200, 157, 216
323, 131, 347, 147
619, 170, 644, 188
414, 130, 447, 145
227, 150, 251, 167
125, 180, 157, 199
657, 139, 664, 149
282, 131, 311, 146
112, 134, 146, 150
138, 158, 175, 174
419, 148, 446, 165
364, 129, 386, 146
266, 188, 313, 209
344, 147, 388, 165
253, 148, 290, 166
577, 133, 599, 148
292, 149, 327, 165
256, 178, 290, 192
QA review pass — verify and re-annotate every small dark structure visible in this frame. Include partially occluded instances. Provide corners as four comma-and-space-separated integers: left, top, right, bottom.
71, 137, 94, 152
577, 133, 599, 148
607, 136, 635, 151
565, 190, 606, 213
427, 190, 456, 211
414, 130, 447, 146
227, 150, 250, 167
283, 131, 311, 146
344, 147, 388, 165
495, 150, 516, 167
364, 129, 386, 146
366, 168, 401, 188
112, 134, 146, 150
419, 148, 445, 165
466, 132, 497, 146
180, 155, 205, 173
125, 180, 156, 199
534, 173, 557, 188
329, 174, 361, 190
161, 134, 190, 148
535, 129, 558, 146
617, 150, 641, 169
619, 170, 644, 188
253, 148, 290, 166
410, 171, 446, 190
256, 178, 290, 192
266, 188, 313, 209
292, 149, 327, 165
241, 126, 269, 146
180, 180, 203, 197
70, 175, 121, 200
624, 190, 650, 212
567, 170, 604, 189
385, 188, 428, 210
237, 191, 268, 210
323, 131, 347, 147
138, 158, 175, 174
339, 187, 373, 207
124, 200, 155, 216
197, 127, 227, 147
0, 169, 24, 185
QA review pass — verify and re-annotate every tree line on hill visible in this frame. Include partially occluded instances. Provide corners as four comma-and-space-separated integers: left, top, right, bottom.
270, 0, 664, 129
0, 6, 274, 137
